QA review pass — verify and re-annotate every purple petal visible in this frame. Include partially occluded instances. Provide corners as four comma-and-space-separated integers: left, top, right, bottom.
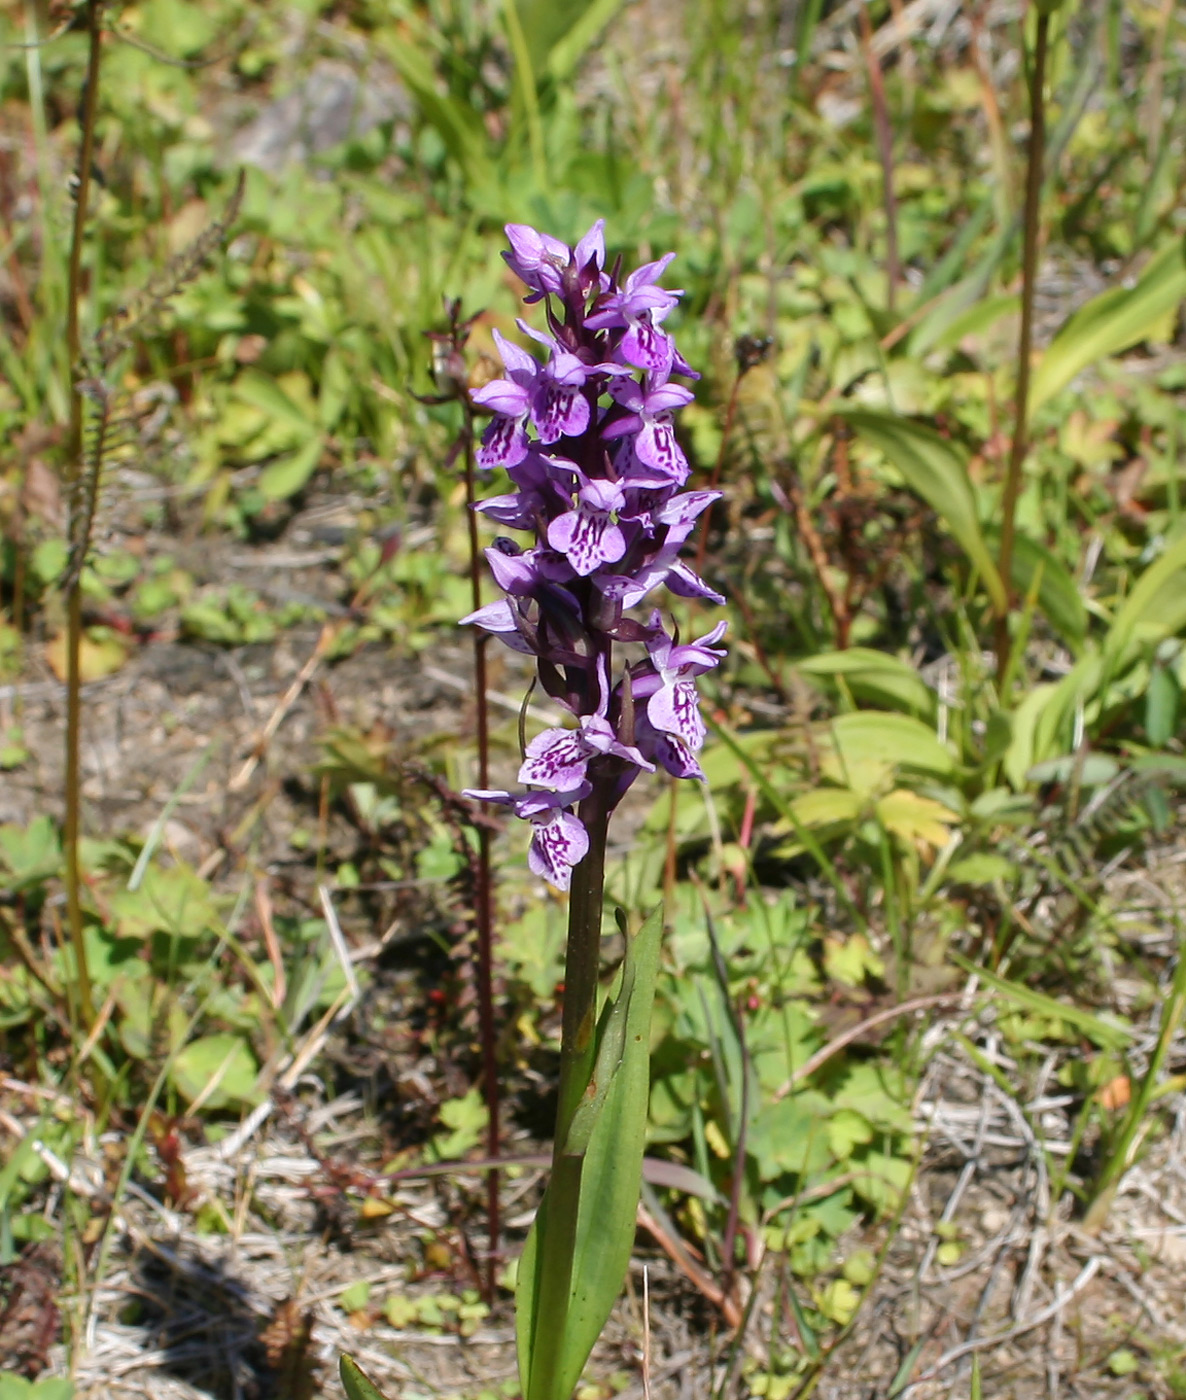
477, 413, 530, 470
492, 328, 541, 383
634, 711, 705, 780
548, 350, 590, 388
669, 621, 729, 671
635, 418, 689, 483
625, 253, 677, 290
472, 378, 532, 417
621, 320, 674, 374
580, 476, 626, 513
572, 219, 606, 275
516, 320, 559, 353
548, 508, 627, 576
504, 225, 568, 296
649, 677, 707, 752
533, 382, 590, 444
654, 490, 721, 530
608, 379, 644, 411
463, 788, 516, 806
643, 381, 695, 413
601, 413, 644, 443
459, 599, 535, 653
528, 809, 590, 890
665, 559, 727, 605
486, 546, 539, 593
475, 491, 531, 528
518, 726, 592, 789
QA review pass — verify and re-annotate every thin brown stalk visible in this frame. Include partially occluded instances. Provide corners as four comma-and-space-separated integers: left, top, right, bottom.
770, 473, 849, 647
463, 397, 501, 1301
63, 0, 104, 1029
858, 2, 900, 312
995, 9, 1050, 681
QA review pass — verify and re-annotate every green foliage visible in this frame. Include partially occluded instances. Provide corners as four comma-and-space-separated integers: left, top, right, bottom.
340, 1357, 391, 1400
2, 0, 1185, 1391
517, 908, 662, 1400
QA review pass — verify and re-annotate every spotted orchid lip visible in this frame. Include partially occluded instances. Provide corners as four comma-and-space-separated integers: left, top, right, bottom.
463, 223, 724, 889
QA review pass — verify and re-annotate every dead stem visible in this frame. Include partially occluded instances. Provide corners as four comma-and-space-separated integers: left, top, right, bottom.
63, 0, 104, 1029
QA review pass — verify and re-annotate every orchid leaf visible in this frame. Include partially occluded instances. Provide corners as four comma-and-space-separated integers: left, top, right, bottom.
517, 906, 662, 1400
340, 1356, 391, 1400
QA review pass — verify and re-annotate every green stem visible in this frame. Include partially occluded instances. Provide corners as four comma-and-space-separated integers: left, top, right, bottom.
995, 8, 1049, 684
64, 0, 104, 1030
526, 791, 609, 1400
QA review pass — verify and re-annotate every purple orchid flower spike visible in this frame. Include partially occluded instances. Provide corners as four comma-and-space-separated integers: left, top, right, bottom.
464, 221, 724, 889
472, 329, 540, 469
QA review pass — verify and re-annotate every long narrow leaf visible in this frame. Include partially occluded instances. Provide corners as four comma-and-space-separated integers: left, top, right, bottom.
1029, 239, 1186, 419
952, 953, 1131, 1049
340, 1357, 391, 1400
842, 409, 1008, 615
517, 906, 663, 1400
545, 0, 629, 82
1103, 532, 1186, 670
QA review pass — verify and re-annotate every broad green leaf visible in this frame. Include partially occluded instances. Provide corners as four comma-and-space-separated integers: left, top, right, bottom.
795, 648, 936, 717
833, 1063, 913, 1134
842, 409, 1007, 614
748, 1091, 834, 1178
516, 906, 663, 1400
1030, 652, 1104, 769
875, 789, 958, 848
827, 1108, 874, 1159
258, 434, 326, 501
232, 370, 317, 438
1029, 239, 1186, 418
1146, 665, 1181, 747
170, 1033, 258, 1110
946, 853, 1017, 885
340, 1357, 392, 1400
109, 863, 219, 941
787, 788, 862, 830
815, 1278, 860, 1325
850, 1150, 912, 1214
0, 815, 61, 890
925, 292, 1019, 355
823, 711, 956, 780
1001, 681, 1059, 789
